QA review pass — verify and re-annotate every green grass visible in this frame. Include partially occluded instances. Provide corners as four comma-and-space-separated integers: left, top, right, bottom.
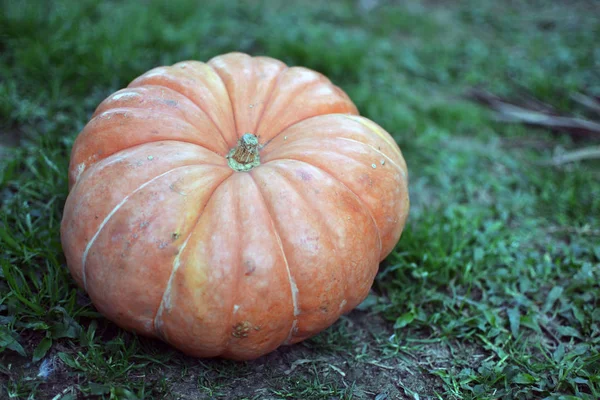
1, 0, 599, 398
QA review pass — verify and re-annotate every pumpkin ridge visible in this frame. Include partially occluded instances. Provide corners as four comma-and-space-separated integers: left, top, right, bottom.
207, 63, 239, 141
273, 158, 383, 261
247, 173, 299, 344
262, 132, 406, 177
86, 138, 228, 171
253, 161, 381, 341
264, 161, 353, 254
333, 136, 407, 178
80, 165, 195, 291
257, 76, 325, 143
152, 171, 234, 339
259, 113, 358, 153
344, 115, 403, 159
221, 181, 247, 356
149, 139, 225, 160
252, 65, 289, 135
74, 108, 228, 172
131, 79, 230, 149
263, 139, 408, 259
254, 163, 353, 318
108, 84, 230, 152
68, 140, 226, 194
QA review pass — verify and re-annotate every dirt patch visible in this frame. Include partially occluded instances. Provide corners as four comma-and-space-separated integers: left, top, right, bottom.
161, 311, 445, 399
1, 309, 454, 399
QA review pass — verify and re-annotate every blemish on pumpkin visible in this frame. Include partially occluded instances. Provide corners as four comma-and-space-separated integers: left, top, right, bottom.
140, 221, 149, 229
371, 164, 377, 169
359, 173, 374, 188
297, 170, 312, 181
381, 159, 385, 165
75, 162, 86, 182
300, 235, 320, 252
172, 232, 181, 240
112, 92, 141, 101
168, 177, 187, 196
163, 99, 178, 107
147, 155, 154, 160
100, 112, 112, 120
232, 321, 252, 338
244, 260, 256, 276
158, 240, 169, 249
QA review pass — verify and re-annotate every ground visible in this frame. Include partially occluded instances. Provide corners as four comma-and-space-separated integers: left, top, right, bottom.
1, 0, 599, 399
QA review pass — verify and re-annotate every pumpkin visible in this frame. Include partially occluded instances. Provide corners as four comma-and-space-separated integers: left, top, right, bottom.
60, 52, 409, 360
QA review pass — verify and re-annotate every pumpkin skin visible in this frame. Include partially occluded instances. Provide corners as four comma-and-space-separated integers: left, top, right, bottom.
60, 52, 409, 360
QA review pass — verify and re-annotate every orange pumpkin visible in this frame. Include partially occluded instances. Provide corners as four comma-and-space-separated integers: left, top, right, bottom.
60, 52, 409, 360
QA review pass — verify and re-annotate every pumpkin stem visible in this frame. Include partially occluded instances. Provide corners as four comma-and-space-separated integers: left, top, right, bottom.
226, 133, 261, 171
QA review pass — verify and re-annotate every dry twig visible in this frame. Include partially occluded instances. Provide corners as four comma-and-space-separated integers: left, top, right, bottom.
465, 88, 600, 138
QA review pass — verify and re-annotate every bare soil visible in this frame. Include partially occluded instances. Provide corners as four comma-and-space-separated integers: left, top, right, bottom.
2, 310, 450, 399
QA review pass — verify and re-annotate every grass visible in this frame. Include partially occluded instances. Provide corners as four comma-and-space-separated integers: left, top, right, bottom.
1, 0, 599, 398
